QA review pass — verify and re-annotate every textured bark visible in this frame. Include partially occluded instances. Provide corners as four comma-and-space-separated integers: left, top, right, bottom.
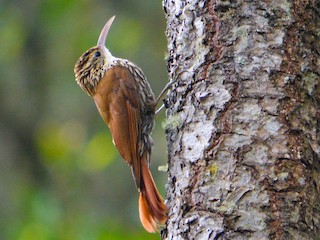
162, 0, 320, 239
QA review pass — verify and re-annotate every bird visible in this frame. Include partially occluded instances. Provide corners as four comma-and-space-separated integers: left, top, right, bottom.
74, 16, 168, 233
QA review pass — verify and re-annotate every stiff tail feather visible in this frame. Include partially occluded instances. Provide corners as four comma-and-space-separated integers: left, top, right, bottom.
138, 154, 167, 233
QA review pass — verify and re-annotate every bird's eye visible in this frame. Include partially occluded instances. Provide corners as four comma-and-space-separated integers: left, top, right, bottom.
94, 51, 101, 58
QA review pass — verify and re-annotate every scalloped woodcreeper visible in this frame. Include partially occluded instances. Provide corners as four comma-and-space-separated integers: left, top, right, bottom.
74, 16, 168, 232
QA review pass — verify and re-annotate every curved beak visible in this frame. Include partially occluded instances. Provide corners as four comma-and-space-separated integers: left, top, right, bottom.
97, 15, 116, 47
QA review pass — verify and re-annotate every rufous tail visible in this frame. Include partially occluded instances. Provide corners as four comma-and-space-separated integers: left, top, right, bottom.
138, 154, 167, 233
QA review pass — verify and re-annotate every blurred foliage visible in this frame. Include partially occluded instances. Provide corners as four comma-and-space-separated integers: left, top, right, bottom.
0, 0, 167, 239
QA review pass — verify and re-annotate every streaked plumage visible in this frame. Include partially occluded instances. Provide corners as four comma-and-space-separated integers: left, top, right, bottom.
74, 16, 167, 232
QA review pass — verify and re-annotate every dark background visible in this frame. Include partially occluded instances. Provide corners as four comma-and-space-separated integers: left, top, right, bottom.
0, 0, 167, 239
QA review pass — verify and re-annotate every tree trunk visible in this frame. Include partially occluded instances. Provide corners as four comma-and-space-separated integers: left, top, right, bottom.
162, 0, 320, 239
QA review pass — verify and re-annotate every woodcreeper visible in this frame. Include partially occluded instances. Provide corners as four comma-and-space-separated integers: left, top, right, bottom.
74, 16, 168, 232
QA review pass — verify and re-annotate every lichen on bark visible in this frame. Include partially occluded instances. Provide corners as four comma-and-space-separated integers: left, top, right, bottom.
162, 0, 320, 239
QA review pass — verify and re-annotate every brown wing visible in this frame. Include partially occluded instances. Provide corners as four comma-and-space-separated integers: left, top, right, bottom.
93, 66, 141, 189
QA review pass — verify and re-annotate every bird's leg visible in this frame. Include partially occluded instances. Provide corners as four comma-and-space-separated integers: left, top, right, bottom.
155, 104, 165, 115
155, 80, 174, 115
155, 81, 174, 106
155, 70, 190, 115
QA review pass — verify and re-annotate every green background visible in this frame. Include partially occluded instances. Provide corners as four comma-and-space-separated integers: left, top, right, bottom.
0, 0, 167, 239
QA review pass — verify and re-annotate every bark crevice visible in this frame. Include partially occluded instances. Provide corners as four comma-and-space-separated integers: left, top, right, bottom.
163, 0, 320, 239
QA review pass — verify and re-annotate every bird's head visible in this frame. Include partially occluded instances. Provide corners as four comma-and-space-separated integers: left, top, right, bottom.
74, 16, 115, 96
